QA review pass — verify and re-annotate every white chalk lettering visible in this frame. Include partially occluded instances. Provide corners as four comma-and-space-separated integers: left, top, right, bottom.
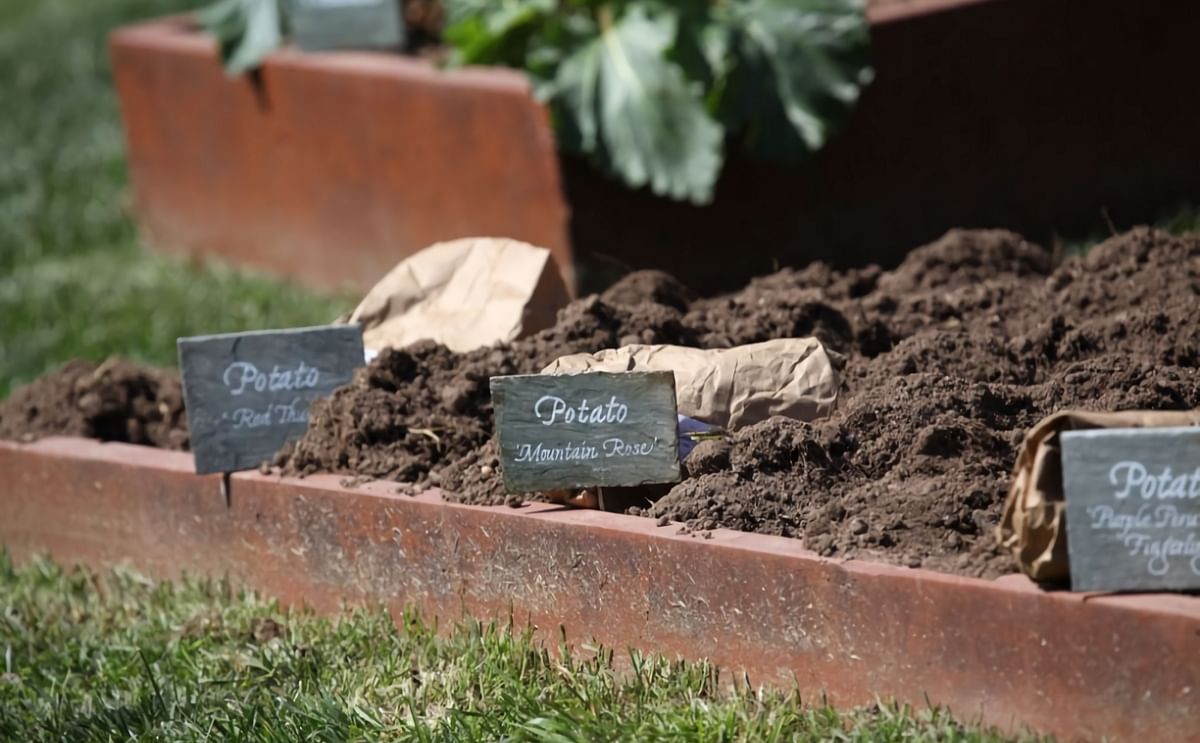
227, 398, 309, 429
1121, 531, 1200, 576
1109, 461, 1200, 500
533, 395, 629, 426
273, 398, 309, 425
230, 406, 271, 429
1087, 503, 1154, 538
602, 437, 658, 457
513, 441, 599, 463
1154, 504, 1200, 529
222, 361, 320, 396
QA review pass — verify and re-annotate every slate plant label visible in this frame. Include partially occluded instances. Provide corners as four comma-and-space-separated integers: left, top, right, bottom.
292, 0, 405, 53
1061, 426, 1200, 592
490, 372, 681, 493
178, 325, 364, 475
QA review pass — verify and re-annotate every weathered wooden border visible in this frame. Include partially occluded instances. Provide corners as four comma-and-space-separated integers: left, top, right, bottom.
1, 437, 1197, 740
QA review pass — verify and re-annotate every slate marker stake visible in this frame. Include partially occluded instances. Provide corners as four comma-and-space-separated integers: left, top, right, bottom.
178, 324, 364, 475
1061, 425, 1200, 592
490, 371, 681, 493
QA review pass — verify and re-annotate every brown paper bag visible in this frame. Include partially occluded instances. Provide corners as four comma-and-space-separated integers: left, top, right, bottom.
345, 237, 571, 353
542, 338, 842, 429
999, 409, 1200, 582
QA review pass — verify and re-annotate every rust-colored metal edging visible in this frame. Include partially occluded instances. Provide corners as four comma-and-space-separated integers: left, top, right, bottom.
109, 16, 574, 293
2, 437, 1197, 741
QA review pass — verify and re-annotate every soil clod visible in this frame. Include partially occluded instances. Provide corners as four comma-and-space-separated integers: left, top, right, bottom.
0, 358, 188, 450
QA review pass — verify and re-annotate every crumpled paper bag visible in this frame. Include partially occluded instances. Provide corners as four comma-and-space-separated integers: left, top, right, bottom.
344, 237, 571, 353
999, 409, 1200, 582
542, 338, 842, 429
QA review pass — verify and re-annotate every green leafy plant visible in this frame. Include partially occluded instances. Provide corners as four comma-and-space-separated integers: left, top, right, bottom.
445, 0, 873, 204
195, 0, 872, 204
196, 0, 287, 75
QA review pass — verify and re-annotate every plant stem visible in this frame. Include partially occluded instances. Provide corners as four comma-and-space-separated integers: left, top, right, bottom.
597, 3, 614, 33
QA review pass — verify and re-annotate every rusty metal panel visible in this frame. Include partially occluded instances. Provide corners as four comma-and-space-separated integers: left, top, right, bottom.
109, 18, 573, 292
1, 437, 1197, 741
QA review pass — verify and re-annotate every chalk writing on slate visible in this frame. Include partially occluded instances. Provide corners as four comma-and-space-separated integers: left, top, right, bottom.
1061, 426, 1200, 592
178, 325, 364, 475
490, 372, 681, 493
292, 0, 404, 52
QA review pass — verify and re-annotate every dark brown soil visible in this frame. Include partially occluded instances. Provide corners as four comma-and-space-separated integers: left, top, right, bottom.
277, 294, 694, 491
276, 226, 1200, 578
402, 0, 447, 57
649, 228, 1200, 576
5, 227, 1198, 579
0, 358, 188, 450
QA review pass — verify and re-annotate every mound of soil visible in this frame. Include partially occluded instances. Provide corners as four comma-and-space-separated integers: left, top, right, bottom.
6, 227, 1197, 579
0, 359, 188, 450
277, 226, 1199, 578
648, 228, 1200, 575
277, 296, 694, 489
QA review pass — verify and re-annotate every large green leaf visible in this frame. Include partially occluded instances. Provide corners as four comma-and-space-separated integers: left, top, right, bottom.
442, 0, 555, 66
718, 0, 872, 161
197, 0, 283, 75
552, 6, 723, 204
441, 0, 871, 201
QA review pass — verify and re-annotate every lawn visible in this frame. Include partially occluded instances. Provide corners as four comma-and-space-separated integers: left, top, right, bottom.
0, 0, 352, 399
0, 555, 1043, 742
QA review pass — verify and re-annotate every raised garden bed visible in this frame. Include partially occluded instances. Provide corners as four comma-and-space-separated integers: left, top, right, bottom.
3, 435, 1198, 742
111, 0, 1200, 294
5, 226, 1199, 578
4, 225, 1200, 739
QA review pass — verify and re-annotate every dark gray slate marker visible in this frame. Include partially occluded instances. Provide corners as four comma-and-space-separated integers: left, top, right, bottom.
491, 372, 681, 493
292, 0, 404, 53
1061, 426, 1200, 592
178, 325, 364, 475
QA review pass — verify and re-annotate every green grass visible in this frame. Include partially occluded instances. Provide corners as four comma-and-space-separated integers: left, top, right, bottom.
0, 0, 352, 398
0, 554, 1044, 742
